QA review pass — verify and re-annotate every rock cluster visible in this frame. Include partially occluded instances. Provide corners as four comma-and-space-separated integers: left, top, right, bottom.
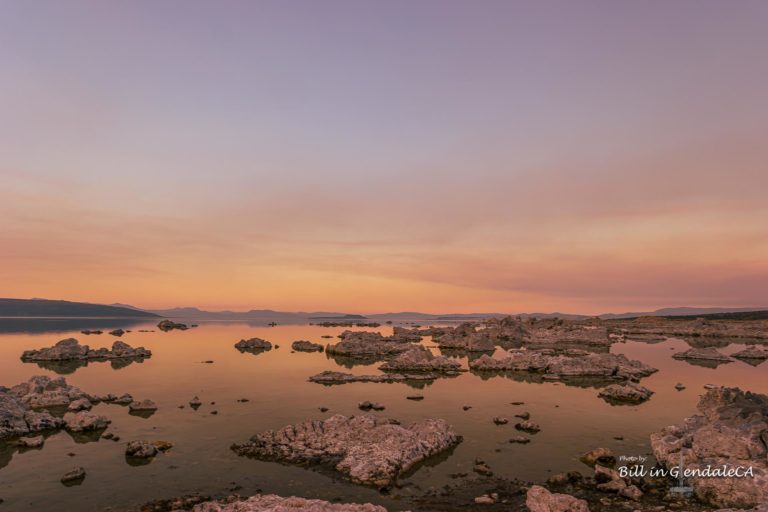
308, 371, 437, 385
0, 375, 137, 442
525, 485, 589, 512
325, 331, 416, 359
157, 320, 188, 331
21, 338, 151, 362
434, 323, 496, 352
231, 413, 460, 487
378, 346, 463, 374
650, 386, 768, 508
234, 338, 273, 352
469, 350, 656, 381
192, 495, 386, 512
616, 316, 768, 340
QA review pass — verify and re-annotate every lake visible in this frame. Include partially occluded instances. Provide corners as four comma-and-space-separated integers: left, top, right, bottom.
0, 320, 766, 511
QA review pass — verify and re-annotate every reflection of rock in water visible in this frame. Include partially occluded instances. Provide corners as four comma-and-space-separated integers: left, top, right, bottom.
0, 443, 17, 470
128, 409, 156, 419
0, 318, 148, 335
680, 358, 733, 369
438, 348, 494, 362
235, 347, 271, 356
32, 359, 89, 375
125, 454, 154, 467
682, 337, 733, 349
110, 357, 145, 370
468, 369, 626, 390
65, 430, 104, 444
324, 352, 380, 368
31, 356, 147, 374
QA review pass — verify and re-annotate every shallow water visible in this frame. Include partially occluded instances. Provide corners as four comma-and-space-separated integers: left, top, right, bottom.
0, 320, 766, 511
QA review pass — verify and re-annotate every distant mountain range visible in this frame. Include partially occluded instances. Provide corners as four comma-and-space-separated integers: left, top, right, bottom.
598, 306, 768, 319
0, 298, 159, 318
2, 298, 766, 321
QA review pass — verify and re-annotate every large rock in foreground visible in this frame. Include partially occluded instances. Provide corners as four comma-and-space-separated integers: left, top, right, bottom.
21, 338, 151, 362
231, 414, 460, 487
650, 387, 768, 508
525, 485, 590, 512
193, 495, 386, 512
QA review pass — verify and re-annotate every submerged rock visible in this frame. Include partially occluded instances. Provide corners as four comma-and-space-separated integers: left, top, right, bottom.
598, 382, 654, 404
60, 467, 86, 485
650, 386, 768, 508
108, 329, 125, 337
291, 340, 324, 352
525, 485, 589, 512
231, 414, 460, 487
192, 494, 387, 512
234, 338, 273, 351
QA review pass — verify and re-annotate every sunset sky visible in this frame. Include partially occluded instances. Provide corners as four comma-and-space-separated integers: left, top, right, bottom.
2, 1, 767, 315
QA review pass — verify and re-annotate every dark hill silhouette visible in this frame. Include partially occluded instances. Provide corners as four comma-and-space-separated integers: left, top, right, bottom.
0, 298, 159, 318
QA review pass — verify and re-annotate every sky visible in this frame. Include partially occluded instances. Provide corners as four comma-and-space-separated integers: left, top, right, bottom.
1, 0, 767, 315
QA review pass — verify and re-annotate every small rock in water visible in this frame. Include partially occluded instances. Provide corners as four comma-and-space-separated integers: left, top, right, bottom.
515, 411, 530, 420
406, 395, 424, 401
492, 417, 509, 425
210, 410, 218, 415
509, 435, 530, 444
473, 459, 493, 476
237, 398, 249, 403
189, 396, 202, 408
510, 401, 525, 405
675, 383, 686, 391
580, 447, 616, 467
129, 399, 158, 412
319, 407, 329, 412
125, 440, 159, 459
358, 401, 385, 411
60, 467, 86, 485
515, 420, 541, 433
462, 405, 472, 411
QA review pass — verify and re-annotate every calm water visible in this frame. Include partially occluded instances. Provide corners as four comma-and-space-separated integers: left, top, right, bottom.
0, 321, 766, 511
